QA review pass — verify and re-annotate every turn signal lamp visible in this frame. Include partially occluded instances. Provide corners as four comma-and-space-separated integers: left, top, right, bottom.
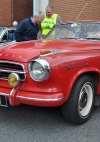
40, 50, 51, 55
8, 73, 20, 87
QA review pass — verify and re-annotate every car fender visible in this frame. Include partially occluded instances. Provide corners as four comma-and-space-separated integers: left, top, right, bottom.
63, 67, 100, 101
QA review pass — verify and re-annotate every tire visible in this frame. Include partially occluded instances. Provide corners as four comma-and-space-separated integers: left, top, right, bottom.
61, 75, 94, 125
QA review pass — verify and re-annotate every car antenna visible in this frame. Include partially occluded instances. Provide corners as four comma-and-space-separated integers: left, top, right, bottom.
75, 0, 92, 21
73, 0, 92, 39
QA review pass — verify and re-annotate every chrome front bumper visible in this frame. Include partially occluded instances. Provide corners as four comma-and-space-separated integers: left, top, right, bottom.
0, 87, 65, 107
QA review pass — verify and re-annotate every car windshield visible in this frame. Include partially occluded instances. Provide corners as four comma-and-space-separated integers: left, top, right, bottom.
46, 21, 100, 40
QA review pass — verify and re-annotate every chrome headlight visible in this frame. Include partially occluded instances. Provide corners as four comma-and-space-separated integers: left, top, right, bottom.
29, 58, 50, 81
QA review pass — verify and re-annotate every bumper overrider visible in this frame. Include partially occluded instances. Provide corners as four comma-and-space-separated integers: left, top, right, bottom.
0, 73, 64, 107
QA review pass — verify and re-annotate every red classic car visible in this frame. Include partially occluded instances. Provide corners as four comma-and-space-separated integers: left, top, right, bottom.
0, 21, 100, 125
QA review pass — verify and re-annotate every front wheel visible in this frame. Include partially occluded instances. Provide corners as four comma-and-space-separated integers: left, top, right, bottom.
61, 75, 95, 125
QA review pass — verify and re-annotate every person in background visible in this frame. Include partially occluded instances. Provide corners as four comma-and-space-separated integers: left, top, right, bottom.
14, 11, 44, 42
40, 5, 62, 38
13, 21, 18, 27
8, 21, 18, 41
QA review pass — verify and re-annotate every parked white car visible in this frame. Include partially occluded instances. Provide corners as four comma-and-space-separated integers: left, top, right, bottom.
0, 27, 16, 46
0, 27, 16, 43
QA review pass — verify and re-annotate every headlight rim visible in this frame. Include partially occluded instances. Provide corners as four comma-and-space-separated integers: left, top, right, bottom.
29, 58, 50, 82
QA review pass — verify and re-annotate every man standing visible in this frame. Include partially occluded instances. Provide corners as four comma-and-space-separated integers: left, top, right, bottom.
41, 5, 62, 38
15, 12, 44, 42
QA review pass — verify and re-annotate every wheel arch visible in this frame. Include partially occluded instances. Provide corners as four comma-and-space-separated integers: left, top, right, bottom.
64, 71, 99, 101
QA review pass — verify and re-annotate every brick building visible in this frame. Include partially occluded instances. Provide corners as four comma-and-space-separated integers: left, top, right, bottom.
0, 0, 33, 26
0, 0, 100, 26
50, 0, 100, 22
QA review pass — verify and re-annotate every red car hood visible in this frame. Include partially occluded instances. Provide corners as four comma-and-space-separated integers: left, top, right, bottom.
0, 39, 99, 62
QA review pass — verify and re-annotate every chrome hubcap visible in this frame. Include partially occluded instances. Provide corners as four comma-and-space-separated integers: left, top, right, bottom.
78, 83, 93, 117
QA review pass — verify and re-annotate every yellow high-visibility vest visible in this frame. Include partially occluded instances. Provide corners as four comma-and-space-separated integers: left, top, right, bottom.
41, 14, 57, 36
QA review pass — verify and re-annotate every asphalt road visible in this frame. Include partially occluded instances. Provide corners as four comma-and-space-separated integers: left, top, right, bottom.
0, 104, 100, 142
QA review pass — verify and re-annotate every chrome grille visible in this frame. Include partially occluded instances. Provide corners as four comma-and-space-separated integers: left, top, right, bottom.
0, 61, 26, 81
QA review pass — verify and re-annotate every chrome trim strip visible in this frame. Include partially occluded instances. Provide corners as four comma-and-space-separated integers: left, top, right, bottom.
9, 88, 14, 105
0, 69, 26, 74
17, 96, 64, 102
0, 92, 9, 96
0, 77, 25, 81
0, 60, 25, 71
0, 78, 7, 80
